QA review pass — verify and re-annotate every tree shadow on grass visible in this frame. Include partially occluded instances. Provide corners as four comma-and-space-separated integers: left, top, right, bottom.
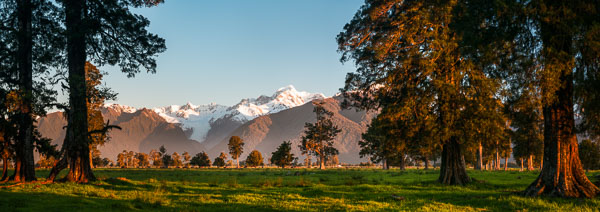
0, 190, 175, 211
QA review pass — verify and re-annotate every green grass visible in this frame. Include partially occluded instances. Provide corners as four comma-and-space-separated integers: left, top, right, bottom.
1, 168, 599, 211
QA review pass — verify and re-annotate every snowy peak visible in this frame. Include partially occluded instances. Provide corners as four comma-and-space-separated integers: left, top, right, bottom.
232, 85, 325, 121
103, 85, 326, 144
103, 103, 137, 114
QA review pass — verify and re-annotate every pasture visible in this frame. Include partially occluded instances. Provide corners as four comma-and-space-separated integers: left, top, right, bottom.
0, 168, 599, 211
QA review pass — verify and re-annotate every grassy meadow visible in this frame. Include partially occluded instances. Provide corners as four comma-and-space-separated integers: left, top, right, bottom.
0, 168, 599, 211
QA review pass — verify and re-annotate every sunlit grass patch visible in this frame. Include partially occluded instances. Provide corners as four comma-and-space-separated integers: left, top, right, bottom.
0, 168, 598, 211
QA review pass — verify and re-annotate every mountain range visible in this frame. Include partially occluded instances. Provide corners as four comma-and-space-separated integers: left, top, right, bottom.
37, 85, 374, 164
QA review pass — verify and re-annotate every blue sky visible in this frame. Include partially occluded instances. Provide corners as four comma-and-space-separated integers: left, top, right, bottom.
100, 0, 364, 108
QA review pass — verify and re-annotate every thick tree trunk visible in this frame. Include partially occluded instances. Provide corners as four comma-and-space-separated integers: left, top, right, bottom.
438, 138, 471, 185
524, 69, 599, 198
524, 1, 600, 197
424, 157, 429, 170
48, 0, 95, 183
12, 0, 36, 182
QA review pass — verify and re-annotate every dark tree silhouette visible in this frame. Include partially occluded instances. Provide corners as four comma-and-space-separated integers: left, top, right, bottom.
1, 0, 63, 182
47, 0, 166, 183
270, 141, 296, 168
191, 152, 211, 167
212, 152, 227, 168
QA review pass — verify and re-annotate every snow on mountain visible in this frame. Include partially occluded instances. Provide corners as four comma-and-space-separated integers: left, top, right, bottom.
103, 103, 138, 114
147, 85, 326, 142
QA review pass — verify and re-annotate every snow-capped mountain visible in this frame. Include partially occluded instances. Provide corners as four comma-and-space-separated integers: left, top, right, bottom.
103, 103, 137, 114
148, 85, 325, 142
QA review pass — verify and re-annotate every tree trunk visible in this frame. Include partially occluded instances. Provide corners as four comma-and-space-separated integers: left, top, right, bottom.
524, 63, 599, 198
1, 155, 7, 181
319, 154, 325, 170
528, 154, 533, 171
382, 158, 388, 170
504, 153, 508, 171
495, 143, 499, 170
520, 158, 523, 172
399, 154, 406, 170
475, 142, 483, 170
424, 157, 429, 170
48, 0, 95, 183
1, 134, 7, 181
523, 1, 600, 197
236, 158, 239, 168
438, 138, 471, 185
89, 148, 94, 169
12, 0, 36, 182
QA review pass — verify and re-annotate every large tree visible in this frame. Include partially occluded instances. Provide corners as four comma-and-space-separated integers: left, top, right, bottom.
1, 0, 62, 182
299, 102, 341, 170
456, 0, 600, 197
518, 0, 600, 197
338, 0, 504, 185
47, 0, 166, 183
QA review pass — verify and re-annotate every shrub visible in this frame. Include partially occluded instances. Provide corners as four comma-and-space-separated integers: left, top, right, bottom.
245, 150, 264, 167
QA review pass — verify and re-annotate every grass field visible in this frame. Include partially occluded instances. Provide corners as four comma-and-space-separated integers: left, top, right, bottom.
0, 168, 599, 211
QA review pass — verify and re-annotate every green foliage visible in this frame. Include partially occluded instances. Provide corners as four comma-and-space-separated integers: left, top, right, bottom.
579, 139, 600, 171
228, 136, 244, 160
171, 152, 182, 168
299, 102, 341, 168
161, 153, 172, 168
136, 153, 149, 167
270, 141, 296, 168
337, 0, 509, 183
191, 152, 211, 167
212, 152, 227, 168
245, 150, 264, 167
509, 91, 543, 165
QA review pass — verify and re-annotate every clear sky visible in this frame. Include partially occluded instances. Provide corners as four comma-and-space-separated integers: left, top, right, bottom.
100, 0, 364, 108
